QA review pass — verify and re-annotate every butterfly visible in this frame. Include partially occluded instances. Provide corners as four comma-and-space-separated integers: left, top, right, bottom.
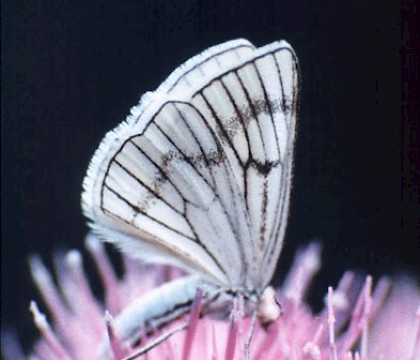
82, 38, 299, 348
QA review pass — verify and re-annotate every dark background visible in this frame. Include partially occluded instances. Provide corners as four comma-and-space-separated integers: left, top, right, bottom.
2, 0, 418, 352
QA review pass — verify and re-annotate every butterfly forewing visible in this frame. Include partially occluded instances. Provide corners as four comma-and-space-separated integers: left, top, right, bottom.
188, 42, 299, 287
82, 39, 298, 293
258, 47, 299, 286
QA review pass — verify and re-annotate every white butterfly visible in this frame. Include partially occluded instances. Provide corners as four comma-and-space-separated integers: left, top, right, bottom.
82, 38, 299, 347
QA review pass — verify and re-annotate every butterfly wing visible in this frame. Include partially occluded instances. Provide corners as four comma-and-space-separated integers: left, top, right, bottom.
185, 41, 299, 288
82, 39, 298, 290
82, 40, 258, 288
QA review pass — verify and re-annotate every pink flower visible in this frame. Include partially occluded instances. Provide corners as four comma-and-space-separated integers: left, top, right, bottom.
2, 236, 419, 360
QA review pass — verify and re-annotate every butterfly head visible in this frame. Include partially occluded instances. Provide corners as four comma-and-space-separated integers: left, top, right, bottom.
257, 286, 282, 326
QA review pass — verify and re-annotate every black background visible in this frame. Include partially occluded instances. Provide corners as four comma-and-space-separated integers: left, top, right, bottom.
2, 0, 418, 352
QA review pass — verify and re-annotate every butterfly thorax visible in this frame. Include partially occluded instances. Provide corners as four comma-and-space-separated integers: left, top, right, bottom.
205, 285, 281, 325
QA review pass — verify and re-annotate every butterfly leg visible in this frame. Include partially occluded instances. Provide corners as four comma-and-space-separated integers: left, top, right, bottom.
245, 309, 258, 360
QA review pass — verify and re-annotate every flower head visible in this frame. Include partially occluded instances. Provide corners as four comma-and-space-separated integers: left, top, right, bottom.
2, 236, 419, 360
